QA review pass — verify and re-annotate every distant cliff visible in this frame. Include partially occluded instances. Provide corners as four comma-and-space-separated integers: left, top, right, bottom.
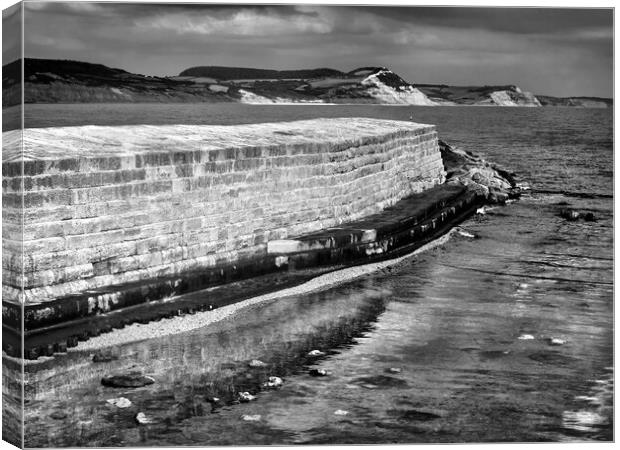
2, 58, 612, 108
175, 65, 436, 105
536, 95, 612, 108
416, 84, 542, 107
414, 84, 611, 108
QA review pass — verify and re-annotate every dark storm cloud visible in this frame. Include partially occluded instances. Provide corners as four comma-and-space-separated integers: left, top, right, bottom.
21, 2, 613, 97
355, 6, 613, 35
2, 3, 21, 64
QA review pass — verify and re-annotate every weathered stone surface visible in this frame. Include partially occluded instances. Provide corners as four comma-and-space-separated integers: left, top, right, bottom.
438, 140, 518, 199
3, 118, 446, 305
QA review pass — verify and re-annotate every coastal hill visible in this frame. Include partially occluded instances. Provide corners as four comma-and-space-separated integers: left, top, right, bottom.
417, 83, 612, 108
174, 65, 435, 105
416, 84, 542, 107
2, 58, 612, 108
178, 66, 343, 80
2, 58, 230, 106
536, 95, 613, 108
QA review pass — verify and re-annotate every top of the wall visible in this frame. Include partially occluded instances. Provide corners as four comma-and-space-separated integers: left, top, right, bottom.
2, 118, 434, 163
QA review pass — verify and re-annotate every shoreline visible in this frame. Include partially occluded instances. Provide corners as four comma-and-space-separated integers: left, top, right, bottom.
12, 228, 457, 362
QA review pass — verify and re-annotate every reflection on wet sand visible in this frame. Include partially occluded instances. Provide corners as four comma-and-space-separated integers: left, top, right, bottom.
23, 278, 390, 447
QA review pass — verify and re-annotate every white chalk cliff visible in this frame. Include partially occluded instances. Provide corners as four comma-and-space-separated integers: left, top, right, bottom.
360, 70, 436, 105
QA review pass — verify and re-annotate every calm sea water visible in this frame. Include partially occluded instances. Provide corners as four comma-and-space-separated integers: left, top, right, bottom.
13, 104, 613, 445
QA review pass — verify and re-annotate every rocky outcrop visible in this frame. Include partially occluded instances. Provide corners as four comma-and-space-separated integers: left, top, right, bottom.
438, 140, 520, 203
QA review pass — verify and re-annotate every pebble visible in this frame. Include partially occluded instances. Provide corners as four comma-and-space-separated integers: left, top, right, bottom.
457, 229, 476, 238
518, 334, 535, 340
238, 392, 257, 402
309, 368, 329, 377
385, 367, 402, 374
476, 207, 486, 215
334, 410, 349, 416
241, 414, 262, 422
307, 350, 326, 357
106, 397, 132, 408
549, 338, 566, 346
135, 412, 153, 425
263, 376, 283, 389
248, 359, 267, 368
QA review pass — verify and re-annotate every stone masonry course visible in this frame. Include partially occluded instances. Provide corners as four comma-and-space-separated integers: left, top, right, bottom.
2, 118, 445, 306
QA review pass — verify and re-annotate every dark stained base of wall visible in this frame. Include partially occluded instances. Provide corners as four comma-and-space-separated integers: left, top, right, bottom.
3, 183, 485, 360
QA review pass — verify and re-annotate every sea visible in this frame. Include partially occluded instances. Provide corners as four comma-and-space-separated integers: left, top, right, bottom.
7, 104, 614, 445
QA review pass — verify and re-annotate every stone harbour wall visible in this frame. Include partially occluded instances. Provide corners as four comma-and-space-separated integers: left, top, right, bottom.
2, 118, 445, 306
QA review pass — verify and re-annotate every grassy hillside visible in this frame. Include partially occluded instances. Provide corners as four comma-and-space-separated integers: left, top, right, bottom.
179, 66, 344, 80
3, 59, 232, 106
2, 58, 610, 107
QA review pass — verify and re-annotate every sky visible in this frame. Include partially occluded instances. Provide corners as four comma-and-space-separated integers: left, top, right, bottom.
5, 2, 614, 97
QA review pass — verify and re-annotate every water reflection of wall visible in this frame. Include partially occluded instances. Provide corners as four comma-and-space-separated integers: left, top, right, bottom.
24, 277, 390, 447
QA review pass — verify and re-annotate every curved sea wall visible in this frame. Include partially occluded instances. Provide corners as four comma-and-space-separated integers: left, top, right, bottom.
2, 118, 445, 314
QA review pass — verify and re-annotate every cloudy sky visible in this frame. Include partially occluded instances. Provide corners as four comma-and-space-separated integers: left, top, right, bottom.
12, 2, 614, 97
